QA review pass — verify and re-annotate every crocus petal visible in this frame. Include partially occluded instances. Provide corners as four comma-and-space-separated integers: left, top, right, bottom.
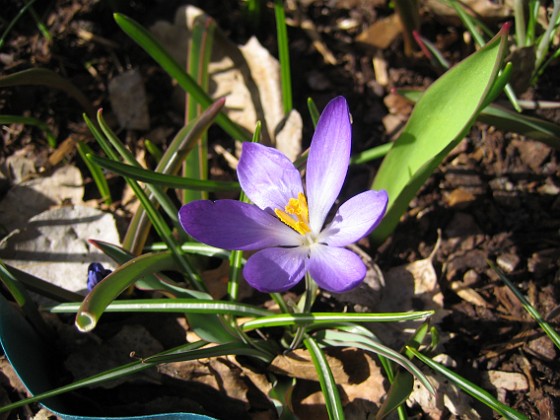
306, 96, 352, 232
179, 200, 300, 250
319, 190, 388, 247
243, 247, 307, 292
308, 245, 366, 293
237, 142, 303, 213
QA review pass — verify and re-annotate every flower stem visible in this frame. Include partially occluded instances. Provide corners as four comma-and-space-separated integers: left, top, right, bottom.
289, 273, 318, 350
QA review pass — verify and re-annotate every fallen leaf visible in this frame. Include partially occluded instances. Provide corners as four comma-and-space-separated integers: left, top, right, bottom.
450, 280, 489, 307
356, 14, 402, 49
482, 370, 528, 392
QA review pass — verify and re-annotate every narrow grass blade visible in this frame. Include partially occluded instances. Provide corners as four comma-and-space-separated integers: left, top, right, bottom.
0, 68, 95, 117
143, 341, 273, 364
76, 142, 112, 205
241, 311, 433, 331
274, 0, 293, 114
350, 143, 392, 164
489, 261, 560, 350
0, 0, 39, 49
184, 13, 215, 202
143, 241, 233, 259
317, 329, 434, 395
377, 371, 413, 419
407, 347, 528, 419
0, 115, 56, 147
144, 139, 163, 162
113, 13, 250, 141
0, 263, 83, 302
90, 113, 204, 287
0, 340, 207, 414
120, 99, 226, 254
96, 111, 181, 227
377, 321, 430, 419
393, 0, 420, 56
412, 30, 450, 69
89, 154, 239, 191
304, 336, 344, 420
51, 298, 272, 317
307, 97, 320, 127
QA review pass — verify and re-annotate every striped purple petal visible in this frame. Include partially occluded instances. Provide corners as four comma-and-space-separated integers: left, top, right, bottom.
179, 200, 300, 250
243, 247, 307, 292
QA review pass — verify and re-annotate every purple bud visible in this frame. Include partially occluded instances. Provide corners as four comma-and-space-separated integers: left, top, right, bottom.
87, 263, 112, 291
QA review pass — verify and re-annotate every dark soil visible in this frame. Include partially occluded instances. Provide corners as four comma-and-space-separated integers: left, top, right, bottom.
1, 0, 559, 419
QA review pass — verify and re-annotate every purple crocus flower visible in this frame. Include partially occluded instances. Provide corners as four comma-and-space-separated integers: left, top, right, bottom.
179, 96, 388, 293
87, 262, 112, 291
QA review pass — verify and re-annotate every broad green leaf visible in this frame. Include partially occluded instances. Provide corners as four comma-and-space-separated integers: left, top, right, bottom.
407, 347, 528, 419
371, 28, 508, 243
399, 89, 560, 149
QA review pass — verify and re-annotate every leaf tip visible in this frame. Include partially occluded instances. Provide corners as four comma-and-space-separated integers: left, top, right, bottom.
76, 312, 97, 332
500, 21, 512, 35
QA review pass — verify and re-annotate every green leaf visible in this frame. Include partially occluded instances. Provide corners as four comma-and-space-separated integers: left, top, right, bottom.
88, 154, 239, 191
75, 252, 179, 332
143, 341, 273, 364
376, 370, 414, 419
241, 310, 434, 331
274, 0, 293, 114
76, 142, 112, 205
304, 336, 344, 420
407, 347, 528, 419
489, 260, 560, 350
113, 13, 250, 142
183, 12, 215, 202
0, 115, 57, 147
316, 329, 435, 395
399, 89, 560, 149
371, 28, 508, 243
51, 298, 272, 318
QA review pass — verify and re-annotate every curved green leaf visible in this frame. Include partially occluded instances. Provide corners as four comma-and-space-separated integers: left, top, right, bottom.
371, 28, 508, 243
75, 252, 178, 332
